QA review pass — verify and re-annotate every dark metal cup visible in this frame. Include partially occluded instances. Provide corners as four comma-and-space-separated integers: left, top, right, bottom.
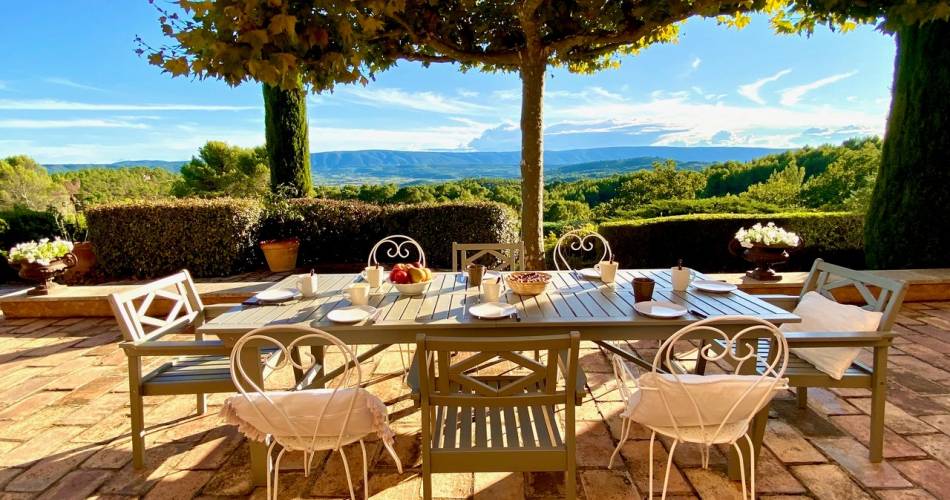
467, 264, 486, 287
633, 277, 655, 303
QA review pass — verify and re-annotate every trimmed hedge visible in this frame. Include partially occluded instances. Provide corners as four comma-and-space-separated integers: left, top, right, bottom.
85, 198, 517, 278
599, 212, 864, 272
86, 198, 263, 278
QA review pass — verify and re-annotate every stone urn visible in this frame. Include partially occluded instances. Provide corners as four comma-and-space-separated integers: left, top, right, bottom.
65, 241, 96, 280
15, 253, 78, 295
729, 238, 801, 282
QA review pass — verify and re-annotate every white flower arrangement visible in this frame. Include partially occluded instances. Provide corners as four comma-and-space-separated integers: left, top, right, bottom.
735, 222, 800, 249
6, 238, 74, 266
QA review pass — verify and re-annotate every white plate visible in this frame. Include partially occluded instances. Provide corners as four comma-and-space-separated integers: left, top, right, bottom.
692, 279, 738, 293
634, 300, 688, 319
577, 268, 601, 279
327, 305, 377, 324
463, 270, 502, 282
469, 302, 517, 319
254, 288, 300, 303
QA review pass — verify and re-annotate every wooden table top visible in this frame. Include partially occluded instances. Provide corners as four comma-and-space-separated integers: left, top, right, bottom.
199, 270, 799, 344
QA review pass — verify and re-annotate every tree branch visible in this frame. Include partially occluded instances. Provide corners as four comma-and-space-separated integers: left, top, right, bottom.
385, 11, 520, 66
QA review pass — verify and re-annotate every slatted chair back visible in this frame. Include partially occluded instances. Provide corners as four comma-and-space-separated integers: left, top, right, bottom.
230, 325, 362, 453
622, 316, 789, 445
109, 270, 204, 343
451, 242, 525, 272
368, 234, 426, 268
801, 258, 908, 331
417, 333, 580, 409
553, 229, 613, 271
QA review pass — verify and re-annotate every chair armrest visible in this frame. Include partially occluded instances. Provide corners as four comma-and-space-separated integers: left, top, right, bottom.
754, 294, 799, 312
120, 339, 231, 356
202, 303, 242, 319
783, 331, 894, 348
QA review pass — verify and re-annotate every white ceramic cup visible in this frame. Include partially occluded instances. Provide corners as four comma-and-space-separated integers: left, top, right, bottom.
345, 283, 370, 306
482, 280, 502, 302
297, 274, 318, 298
595, 260, 618, 284
365, 265, 383, 288
670, 267, 695, 292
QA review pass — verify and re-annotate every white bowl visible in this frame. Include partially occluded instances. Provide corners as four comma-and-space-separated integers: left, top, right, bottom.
392, 279, 432, 296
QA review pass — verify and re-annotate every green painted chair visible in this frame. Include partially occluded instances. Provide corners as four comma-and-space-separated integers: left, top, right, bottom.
416, 332, 581, 500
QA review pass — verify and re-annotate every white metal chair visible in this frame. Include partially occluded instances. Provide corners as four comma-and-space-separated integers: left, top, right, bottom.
368, 234, 426, 381
223, 325, 402, 500
608, 316, 789, 500
553, 229, 613, 271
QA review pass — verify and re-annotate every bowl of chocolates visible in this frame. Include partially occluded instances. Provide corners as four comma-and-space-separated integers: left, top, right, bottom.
506, 271, 552, 296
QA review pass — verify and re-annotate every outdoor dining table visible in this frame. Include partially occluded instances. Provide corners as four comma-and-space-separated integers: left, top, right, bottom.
198, 269, 800, 486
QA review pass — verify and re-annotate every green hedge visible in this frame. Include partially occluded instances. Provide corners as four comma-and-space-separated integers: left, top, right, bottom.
270, 199, 518, 269
599, 212, 864, 272
86, 198, 263, 278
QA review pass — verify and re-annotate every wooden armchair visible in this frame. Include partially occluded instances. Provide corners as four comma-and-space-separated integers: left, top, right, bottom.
109, 270, 252, 468
451, 242, 525, 272
417, 333, 581, 500
726, 259, 907, 462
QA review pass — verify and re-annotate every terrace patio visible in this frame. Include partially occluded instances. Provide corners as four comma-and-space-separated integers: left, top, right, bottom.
0, 293, 948, 499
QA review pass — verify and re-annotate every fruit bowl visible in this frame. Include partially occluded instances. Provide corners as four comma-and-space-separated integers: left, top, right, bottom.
391, 279, 432, 296
506, 271, 552, 296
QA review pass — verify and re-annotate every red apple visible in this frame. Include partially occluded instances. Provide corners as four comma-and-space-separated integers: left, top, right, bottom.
389, 269, 409, 284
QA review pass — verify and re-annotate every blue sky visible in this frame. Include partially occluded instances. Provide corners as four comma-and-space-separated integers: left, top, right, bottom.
0, 2, 896, 164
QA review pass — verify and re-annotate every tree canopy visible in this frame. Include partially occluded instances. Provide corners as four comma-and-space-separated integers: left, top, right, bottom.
173, 141, 270, 198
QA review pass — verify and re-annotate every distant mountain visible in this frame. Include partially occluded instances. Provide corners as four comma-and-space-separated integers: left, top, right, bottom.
43, 146, 783, 183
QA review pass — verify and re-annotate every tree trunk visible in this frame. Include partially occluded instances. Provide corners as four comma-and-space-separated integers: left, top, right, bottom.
865, 20, 950, 268
520, 58, 546, 269
262, 81, 312, 197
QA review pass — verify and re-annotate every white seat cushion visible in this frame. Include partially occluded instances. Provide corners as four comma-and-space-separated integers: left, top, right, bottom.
221, 387, 395, 452
649, 420, 751, 444
781, 291, 883, 380
622, 372, 785, 431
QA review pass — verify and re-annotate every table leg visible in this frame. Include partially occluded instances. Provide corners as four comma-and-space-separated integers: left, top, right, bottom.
240, 345, 269, 486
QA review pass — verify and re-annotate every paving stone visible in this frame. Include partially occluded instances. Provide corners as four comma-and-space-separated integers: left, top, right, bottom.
789, 464, 873, 500
35, 469, 111, 500
919, 414, 950, 434
805, 388, 861, 416
0, 468, 24, 490
579, 469, 638, 499
876, 489, 938, 500
892, 460, 950, 500
619, 440, 691, 496
474, 472, 526, 500
906, 432, 950, 466
754, 448, 808, 495
683, 468, 744, 499
848, 398, 938, 434
809, 437, 911, 488
575, 420, 616, 468
366, 471, 422, 499
829, 414, 928, 459
525, 471, 581, 499
4, 444, 98, 492
143, 470, 214, 500
174, 425, 243, 470
0, 426, 86, 467
763, 419, 826, 464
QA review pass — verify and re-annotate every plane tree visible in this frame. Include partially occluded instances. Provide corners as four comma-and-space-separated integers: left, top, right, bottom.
770, 1, 950, 268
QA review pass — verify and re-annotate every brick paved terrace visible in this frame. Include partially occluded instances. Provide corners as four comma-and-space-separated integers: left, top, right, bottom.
1, 303, 949, 499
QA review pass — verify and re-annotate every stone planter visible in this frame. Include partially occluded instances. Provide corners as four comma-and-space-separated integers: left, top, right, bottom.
729, 238, 801, 282
65, 241, 96, 279
260, 238, 299, 273
15, 253, 78, 295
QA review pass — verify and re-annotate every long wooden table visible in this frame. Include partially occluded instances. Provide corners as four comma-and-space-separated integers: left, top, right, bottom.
199, 270, 799, 485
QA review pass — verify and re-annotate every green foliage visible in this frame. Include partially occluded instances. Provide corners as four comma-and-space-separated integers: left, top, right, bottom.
600, 212, 865, 272
609, 196, 784, 219
545, 199, 592, 223
0, 155, 69, 211
593, 161, 706, 218
54, 167, 177, 206
86, 198, 264, 278
742, 163, 806, 207
263, 81, 312, 196
173, 141, 270, 198
800, 141, 880, 210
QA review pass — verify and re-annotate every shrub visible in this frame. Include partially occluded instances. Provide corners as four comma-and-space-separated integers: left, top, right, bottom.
86, 198, 263, 278
607, 196, 784, 220
599, 212, 864, 272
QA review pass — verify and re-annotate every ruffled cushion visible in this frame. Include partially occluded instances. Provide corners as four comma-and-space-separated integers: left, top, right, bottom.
221, 388, 395, 453
781, 291, 883, 380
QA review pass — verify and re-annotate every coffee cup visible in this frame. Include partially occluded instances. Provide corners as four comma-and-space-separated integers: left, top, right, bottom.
671, 267, 695, 292
297, 273, 318, 298
633, 277, 655, 303
482, 280, 502, 302
467, 264, 486, 287
595, 260, 618, 284
345, 283, 370, 306
364, 265, 383, 288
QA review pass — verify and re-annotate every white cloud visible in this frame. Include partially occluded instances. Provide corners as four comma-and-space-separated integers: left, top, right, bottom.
309, 124, 489, 151
0, 118, 149, 129
691, 57, 702, 70
457, 89, 479, 98
779, 71, 858, 106
43, 77, 104, 92
340, 87, 492, 115
0, 99, 256, 111
492, 89, 520, 101
737, 69, 792, 105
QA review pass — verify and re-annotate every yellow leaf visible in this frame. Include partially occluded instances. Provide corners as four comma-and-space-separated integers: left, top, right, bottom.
268, 14, 297, 36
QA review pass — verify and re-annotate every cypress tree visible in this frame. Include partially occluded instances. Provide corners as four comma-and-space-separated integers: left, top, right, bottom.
263, 80, 312, 197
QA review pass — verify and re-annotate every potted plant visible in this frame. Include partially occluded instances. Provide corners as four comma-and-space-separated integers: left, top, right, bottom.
4, 238, 78, 295
259, 190, 304, 272
55, 211, 96, 279
729, 222, 802, 281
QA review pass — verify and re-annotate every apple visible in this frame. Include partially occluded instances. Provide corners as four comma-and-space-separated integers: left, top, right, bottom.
389, 269, 409, 284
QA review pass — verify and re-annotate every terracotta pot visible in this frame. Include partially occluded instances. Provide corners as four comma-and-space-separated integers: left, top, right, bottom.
65, 241, 96, 278
729, 238, 801, 282
15, 253, 78, 295
260, 238, 300, 273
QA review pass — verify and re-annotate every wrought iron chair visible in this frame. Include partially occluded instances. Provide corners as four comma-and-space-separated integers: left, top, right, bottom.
553, 229, 613, 272
224, 325, 402, 500
417, 332, 581, 500
451, 241, 525, 272
609, 316, 789, 500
